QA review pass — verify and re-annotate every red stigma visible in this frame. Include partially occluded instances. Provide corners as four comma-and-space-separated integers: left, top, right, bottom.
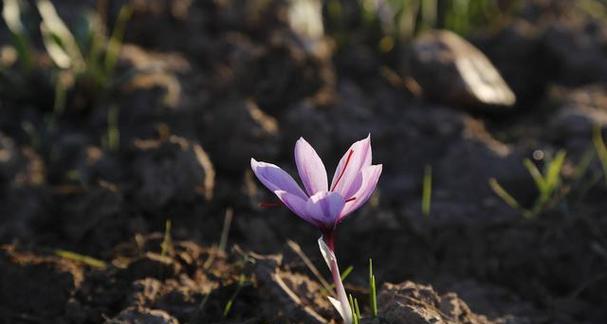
331, 149, 354, 191
259, 201, 281, 208
345, 197, 356, 203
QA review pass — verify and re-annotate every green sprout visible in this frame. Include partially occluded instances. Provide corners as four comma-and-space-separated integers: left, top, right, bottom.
160, 219, 173, 257
422, 165, 432, 217
2, 1, 133, 112
490, 150, 567, 219
223, 274, 247, 318
352, 0, 514, 44
369, 258, 378, 318
2, 0, 33, 70
348, 294, 362, 324
55, 249, 106, 269
102, 104, 120, 151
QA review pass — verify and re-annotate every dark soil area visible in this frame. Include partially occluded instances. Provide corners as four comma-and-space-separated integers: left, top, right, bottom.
1, 0, 607, 323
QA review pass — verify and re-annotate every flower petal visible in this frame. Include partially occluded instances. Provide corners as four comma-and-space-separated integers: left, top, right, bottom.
330, 134, 372, 197
251, 158, 307, 199
275, 190, 320, 226
305, 191, 345, 229
339, 164, 382, 221
294, 138, 328, 196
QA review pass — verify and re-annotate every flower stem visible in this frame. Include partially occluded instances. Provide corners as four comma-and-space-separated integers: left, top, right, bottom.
323, 233, 353, 324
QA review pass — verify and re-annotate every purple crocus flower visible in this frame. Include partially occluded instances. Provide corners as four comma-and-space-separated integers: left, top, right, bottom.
251, 135, 382, 236
251, 135, 382, 323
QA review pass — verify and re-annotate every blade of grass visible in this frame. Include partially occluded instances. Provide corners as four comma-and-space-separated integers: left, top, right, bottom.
104, 4, 132, 74
488, 178, 521, 210
340, 265, 354, 283
55, 249, 106, 269
354, 297, 361, 323
160, 219, 172, 257
223, 274, 246, 317
106, 104, 120, 151
2, 0, 32, 69
543, 150, 566, 195
369, 258, 378, 318
218, 208, 233, 253
422, 165, 432, 217
523, 158, 547, 193
348, 294, 359, 324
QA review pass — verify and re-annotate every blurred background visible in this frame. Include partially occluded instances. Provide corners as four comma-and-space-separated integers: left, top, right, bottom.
1, 0, 607, 323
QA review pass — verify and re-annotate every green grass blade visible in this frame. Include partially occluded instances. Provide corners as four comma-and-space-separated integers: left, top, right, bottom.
544, 150, 566, 195
2, 0, 32, 69
422, 165, 432, 217
55, 249, 106, 269
488, 178, 521, 210
369, 258, 378, 318
223, 274, 246, 317
523, 158, 547, 193
160, 219, 172, 257
354, 297, 361, 323
106, 105, 120, 151
104, 4, 132, 74
348, 294, 358, 324
341, 265, 354, 282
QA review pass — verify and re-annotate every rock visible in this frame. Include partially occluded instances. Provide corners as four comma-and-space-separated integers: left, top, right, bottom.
377, 281, 493, 324
107, 307, 179, 324
0, 246, 83, 319
131, 135, 215, 210
408, 30, 516, 108
201, 98, 280, 172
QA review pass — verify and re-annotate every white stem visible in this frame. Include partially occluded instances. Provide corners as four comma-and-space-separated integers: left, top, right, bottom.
330, 252, 353, 324
318, 237, 353, 324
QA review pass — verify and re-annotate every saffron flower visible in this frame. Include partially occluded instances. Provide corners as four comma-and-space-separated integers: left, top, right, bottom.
251, 135, 382, 323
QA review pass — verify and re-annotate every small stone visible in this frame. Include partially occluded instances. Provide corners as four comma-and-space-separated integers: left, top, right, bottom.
378, 281, 493, 324
409, 30, 516, 108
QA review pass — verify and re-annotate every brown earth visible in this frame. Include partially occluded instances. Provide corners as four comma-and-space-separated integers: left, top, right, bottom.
1, 0, 607, 323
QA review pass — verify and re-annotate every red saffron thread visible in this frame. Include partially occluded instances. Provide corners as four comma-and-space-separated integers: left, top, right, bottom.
331, 149, 354, 191
345, 197, 356, 203
259, 201, 281, 208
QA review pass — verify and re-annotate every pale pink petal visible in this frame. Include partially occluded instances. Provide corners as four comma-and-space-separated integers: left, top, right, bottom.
294, 138, 328, 196
274, 190, 320, 226
339, 164, 382, 221
251, 158, 307, 199
305, 191, 345, 229
330, 135, 372, 197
